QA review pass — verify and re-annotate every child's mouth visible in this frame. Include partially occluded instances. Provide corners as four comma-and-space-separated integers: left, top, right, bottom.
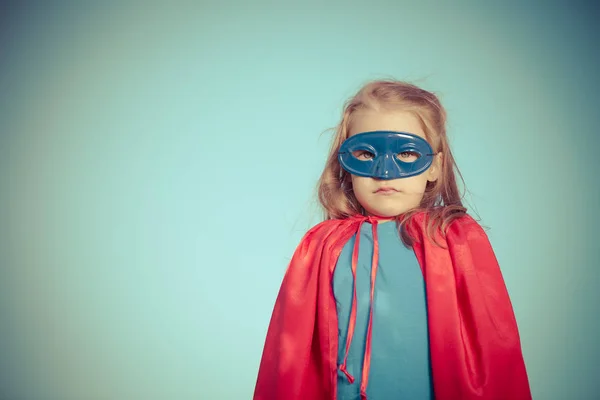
374, 187, 399, 194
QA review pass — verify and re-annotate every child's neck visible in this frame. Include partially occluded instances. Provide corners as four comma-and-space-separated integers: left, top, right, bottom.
363, 214, 396, 224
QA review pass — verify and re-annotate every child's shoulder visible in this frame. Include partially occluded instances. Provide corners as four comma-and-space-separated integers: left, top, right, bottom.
298, 217, 364, 245
413, 209, 486, 237
306, 217, 353, 235
448, 212, 481, 227
442, 212, 490, 242
413, 208, 479, 225
291, 218, 357, 255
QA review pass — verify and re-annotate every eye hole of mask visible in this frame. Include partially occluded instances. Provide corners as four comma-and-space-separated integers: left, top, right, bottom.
351, 150, 421, 163
396, 151, 420, 163
351, 150, 375, 160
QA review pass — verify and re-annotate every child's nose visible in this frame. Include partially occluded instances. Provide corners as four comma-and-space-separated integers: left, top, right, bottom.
372, 154, 397, 180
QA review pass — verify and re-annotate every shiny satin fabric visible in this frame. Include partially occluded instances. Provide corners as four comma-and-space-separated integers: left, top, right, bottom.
253, 212, 532, 400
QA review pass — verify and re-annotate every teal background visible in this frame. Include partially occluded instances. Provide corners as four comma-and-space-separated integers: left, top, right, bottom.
1, 2, 598, 399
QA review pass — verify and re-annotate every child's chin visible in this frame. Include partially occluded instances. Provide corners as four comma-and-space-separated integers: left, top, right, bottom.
365, 204, 415, 218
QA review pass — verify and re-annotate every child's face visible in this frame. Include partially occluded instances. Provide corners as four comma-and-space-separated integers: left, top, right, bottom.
348, 109, 441, 218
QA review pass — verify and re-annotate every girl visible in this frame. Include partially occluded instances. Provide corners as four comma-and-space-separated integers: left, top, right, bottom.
253, 80, 531, 400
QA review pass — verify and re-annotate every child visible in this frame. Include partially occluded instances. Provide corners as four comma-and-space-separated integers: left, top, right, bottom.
253, 80, 531, 400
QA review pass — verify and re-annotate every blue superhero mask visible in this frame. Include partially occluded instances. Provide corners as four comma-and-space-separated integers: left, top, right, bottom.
338, 131, 435, 180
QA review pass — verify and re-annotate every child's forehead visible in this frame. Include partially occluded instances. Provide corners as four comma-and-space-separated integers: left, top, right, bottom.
349, 109, 426, 139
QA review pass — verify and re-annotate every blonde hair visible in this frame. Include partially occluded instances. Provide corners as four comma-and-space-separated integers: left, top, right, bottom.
316, 79, 467, 245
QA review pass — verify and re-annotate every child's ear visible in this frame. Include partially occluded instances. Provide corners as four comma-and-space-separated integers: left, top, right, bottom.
427, 152, 443, 182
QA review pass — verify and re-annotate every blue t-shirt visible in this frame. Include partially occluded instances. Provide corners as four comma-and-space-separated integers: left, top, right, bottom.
332, 221, 434, 399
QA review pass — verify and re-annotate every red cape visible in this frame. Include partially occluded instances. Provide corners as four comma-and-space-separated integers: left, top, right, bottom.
253, 212, 531, 399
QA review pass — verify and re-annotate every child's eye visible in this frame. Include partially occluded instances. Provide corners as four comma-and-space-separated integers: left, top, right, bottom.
352, 150, 374, 160
396, 151, 419, 162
